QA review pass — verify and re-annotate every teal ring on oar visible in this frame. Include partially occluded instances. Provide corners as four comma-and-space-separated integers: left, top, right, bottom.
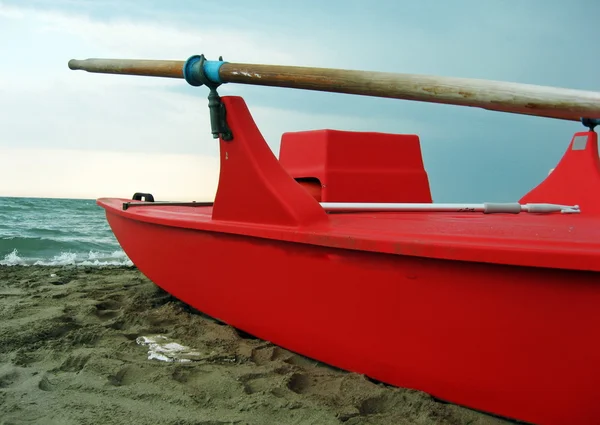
183, 54, 227, 87
581, 117, 600, 130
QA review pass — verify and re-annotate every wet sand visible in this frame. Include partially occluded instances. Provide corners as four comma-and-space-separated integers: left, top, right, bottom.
0, 266, 516, 425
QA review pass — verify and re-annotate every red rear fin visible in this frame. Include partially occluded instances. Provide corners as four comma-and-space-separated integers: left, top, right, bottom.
211, 96, 328, 227
520, 131, 600, 215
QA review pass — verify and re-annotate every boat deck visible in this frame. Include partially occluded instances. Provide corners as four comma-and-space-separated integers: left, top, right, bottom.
100, 198, 600, 272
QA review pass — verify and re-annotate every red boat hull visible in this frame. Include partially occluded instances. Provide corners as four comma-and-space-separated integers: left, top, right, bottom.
104, 209, 600, 425
98, 96, 600, 425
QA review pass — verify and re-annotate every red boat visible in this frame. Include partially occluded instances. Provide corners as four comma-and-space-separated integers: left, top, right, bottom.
70, 55, 600, 425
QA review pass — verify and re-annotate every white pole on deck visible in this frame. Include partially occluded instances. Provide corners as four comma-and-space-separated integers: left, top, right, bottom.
320, 202, 580, 214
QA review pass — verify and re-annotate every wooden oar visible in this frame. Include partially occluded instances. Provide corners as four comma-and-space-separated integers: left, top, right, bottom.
68, 56, 600, 122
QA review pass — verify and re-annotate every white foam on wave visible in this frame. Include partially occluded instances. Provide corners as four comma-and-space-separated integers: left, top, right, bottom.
136, 335, 203, 363
0, 248, 26, 266
0, 248, 133, 267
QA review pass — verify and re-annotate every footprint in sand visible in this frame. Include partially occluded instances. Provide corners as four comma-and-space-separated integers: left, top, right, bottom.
107, 365, 135, 387
37, 374, 57, 392
55, 353, 91, 373
93, 298, 123, 321
0, 369, 21, 389
286, 373, 311, 394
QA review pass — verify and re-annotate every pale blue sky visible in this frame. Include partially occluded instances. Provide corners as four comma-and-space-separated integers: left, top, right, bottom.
0, 0, 598, 201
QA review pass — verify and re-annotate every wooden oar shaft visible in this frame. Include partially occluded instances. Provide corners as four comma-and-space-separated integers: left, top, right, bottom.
221, 64, 600, 121
68, 58, 184, 79
68, 58, 600, 121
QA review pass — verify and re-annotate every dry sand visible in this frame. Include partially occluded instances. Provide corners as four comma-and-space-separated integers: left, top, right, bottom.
0, 266, 517, 425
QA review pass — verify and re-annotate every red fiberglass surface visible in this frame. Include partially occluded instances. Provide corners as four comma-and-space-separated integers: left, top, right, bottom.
98, 96, 600, 425
101, 199, 600, 272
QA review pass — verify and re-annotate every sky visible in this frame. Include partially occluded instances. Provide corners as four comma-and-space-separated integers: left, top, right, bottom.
0, 0, 598, 202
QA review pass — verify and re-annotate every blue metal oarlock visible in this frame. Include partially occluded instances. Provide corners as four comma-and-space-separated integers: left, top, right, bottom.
183, 54, 227, 87
581, 117, 600, 131
182, 54, 232, 141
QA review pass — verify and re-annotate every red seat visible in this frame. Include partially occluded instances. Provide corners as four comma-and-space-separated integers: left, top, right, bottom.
279, 129, 432, 203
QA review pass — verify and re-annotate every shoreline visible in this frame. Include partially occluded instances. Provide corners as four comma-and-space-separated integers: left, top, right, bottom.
1, 265, 514, 424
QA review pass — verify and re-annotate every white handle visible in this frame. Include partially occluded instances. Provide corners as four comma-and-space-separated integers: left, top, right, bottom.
482, 203, 522, 214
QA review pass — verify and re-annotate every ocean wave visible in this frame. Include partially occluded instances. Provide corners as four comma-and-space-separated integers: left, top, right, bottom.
0, 248, 133, 267
1, 232, 117, 245
0, 197, 132, 267
0, 235, 117, 258
0, 197, 97, 215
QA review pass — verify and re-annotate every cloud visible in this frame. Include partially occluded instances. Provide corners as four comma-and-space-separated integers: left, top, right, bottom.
0, 2, 357, 199
0, 1, 328, 78
0, 0, 598, 201
0, 2, 445, 163
1, 2, 415, 156
0, 147, 219, 200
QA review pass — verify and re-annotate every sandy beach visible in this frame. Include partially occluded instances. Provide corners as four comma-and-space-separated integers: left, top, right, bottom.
0, 265, 516, 425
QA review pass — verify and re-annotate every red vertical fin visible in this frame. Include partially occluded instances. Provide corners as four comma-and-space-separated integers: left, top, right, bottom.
211, 96, 329, 227
520, 131, 600, 214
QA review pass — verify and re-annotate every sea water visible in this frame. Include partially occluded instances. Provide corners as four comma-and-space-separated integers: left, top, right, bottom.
0, 196, 132, 266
